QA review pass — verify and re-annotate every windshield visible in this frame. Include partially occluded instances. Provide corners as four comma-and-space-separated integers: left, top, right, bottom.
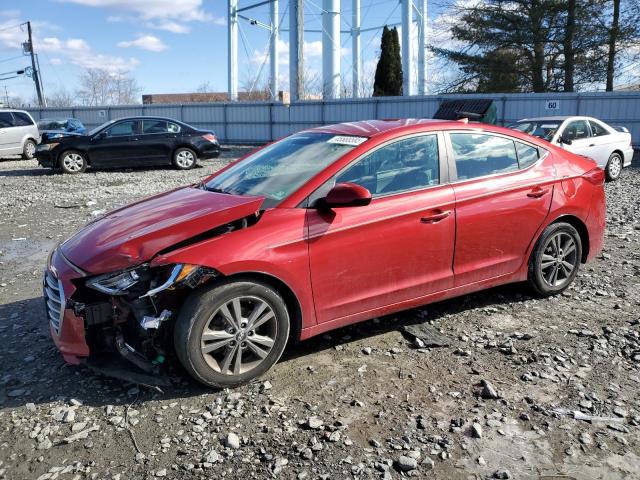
205, 132, 364, 208
510, 121, 561, 141
38, 118, 67, 131
88, 120, 116, 136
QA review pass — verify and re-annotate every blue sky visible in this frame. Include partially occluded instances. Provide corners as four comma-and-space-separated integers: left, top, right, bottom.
1, 1, 448, 104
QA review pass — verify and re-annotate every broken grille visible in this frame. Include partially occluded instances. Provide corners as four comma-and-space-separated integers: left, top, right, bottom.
43, 269, 65, 335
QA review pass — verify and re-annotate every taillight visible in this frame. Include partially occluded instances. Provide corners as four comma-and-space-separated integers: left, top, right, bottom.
203, 133, 217, 143
582, 167, 605, 185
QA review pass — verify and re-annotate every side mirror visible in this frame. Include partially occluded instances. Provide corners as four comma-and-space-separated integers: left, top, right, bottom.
319, 182, 372, 208
559, 135, 572, 145
93, 131, 107, 141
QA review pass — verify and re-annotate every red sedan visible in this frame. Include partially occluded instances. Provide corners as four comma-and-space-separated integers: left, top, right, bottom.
44, 119, 605, 387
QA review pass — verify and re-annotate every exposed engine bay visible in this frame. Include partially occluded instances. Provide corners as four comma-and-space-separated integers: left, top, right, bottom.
56, 213, 260, 386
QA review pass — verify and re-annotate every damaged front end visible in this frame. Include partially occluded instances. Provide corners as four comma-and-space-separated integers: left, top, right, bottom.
47, 253, 217, 386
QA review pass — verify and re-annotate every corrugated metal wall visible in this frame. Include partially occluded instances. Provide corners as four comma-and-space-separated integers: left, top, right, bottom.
28, 92, 640, 146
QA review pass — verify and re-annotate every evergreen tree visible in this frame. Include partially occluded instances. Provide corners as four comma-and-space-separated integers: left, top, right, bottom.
373, 26, 403, 96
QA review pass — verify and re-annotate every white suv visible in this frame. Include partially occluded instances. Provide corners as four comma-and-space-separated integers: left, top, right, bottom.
0, 109, 40, 159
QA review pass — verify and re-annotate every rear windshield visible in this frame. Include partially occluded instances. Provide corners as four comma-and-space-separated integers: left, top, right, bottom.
38, 119, 67, 131
510, 121, 561, 141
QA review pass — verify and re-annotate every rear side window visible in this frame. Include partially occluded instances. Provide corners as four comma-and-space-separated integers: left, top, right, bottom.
0, 112, 14, 128
589, 120, 608, 137
336, 134, 439, 197
13, 112, 34, 126
168, 122, 180, 133
516, 142, 539, 169
450, 133, 518, 180
143, 120, 168, 134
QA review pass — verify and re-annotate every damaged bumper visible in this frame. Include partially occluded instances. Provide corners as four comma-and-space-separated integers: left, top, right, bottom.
44, 247, 216, 377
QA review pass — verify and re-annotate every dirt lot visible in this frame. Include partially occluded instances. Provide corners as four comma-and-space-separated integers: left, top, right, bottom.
0, 149, 639, 480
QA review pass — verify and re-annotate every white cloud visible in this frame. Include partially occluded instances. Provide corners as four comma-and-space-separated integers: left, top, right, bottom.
62, 0, 224, 32
118, 34, 167, 52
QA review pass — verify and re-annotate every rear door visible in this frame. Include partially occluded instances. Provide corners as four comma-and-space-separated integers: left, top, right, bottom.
132, 119, 175, 165
446, 131, 554, 286
307, 133, 456, 324
88, 119, 141, 167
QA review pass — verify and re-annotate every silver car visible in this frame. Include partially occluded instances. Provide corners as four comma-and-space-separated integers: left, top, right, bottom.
511, 116, 634, 181
0, 109, 40, 159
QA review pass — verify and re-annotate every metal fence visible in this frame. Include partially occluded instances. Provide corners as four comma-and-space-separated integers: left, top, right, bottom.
27, 91, 640, 146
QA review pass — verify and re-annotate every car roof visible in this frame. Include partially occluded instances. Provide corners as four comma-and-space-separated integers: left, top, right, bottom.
305, 118, 473, 137
112, 116, 184, 123
518, 116, 602, 122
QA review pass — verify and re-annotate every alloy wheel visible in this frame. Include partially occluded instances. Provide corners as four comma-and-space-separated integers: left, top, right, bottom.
540, 232, 578, 287
176, 150, 195, 169
200, 295, 277, 376
25, 141, 36, 158
608, 155, 622, 179
62, 153, 84, 172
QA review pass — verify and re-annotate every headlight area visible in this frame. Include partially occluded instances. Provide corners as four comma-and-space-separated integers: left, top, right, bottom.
70, 263, 218, 383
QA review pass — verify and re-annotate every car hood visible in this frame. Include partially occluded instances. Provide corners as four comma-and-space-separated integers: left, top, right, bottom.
61, 186, 264, 274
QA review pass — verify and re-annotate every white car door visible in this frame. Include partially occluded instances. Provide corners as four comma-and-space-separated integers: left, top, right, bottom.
0, 111, 20, 154
558, 119, 595, 160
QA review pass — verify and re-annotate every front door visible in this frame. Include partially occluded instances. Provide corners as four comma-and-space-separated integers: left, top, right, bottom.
558, 119, 594, 158
89, 119, 141, 167
446, 131, 555, 286
307, 133, 456, 324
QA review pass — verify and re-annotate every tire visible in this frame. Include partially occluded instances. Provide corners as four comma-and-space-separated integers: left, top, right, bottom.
22, 139, 36, 160
59, 150, 87, 174
174, 280, 290, 388
173, 147, 197, 170
605, 152, 623, 182
528, 222, 582, 297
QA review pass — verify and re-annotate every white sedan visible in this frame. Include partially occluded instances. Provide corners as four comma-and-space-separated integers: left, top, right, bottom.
511, 116, 634, 181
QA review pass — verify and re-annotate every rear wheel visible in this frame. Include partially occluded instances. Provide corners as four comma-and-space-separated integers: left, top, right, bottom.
528, 222, 582, 296
605, 152, 623, 181
60, 150, 87, 174
174, 280, 290, 388
22, 139, 36, 159
173, 148, 197, 170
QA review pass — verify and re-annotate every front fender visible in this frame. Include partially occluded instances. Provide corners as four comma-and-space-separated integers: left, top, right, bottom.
150, 208, 317, 329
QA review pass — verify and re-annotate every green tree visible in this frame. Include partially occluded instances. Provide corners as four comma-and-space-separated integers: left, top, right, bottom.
373, 26, 403, 96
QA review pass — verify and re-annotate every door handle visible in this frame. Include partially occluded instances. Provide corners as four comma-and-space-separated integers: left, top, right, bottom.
420, 210, 451, 223
588, 143, 595, 147
527, 187, 549, 198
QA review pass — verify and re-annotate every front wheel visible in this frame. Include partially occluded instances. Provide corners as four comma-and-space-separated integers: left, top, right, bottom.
173, 148, 197, 170
174, 280, 290, 388
528, 222, 582, 296
605, 152, 623, 182
59, 150, 87, 174
22, 139, 36, 159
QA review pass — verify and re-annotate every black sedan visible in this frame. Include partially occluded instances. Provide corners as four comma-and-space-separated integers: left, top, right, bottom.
36, 116, 221, 174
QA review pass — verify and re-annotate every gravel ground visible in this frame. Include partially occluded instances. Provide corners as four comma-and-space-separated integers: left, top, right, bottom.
0, 149, 639, 480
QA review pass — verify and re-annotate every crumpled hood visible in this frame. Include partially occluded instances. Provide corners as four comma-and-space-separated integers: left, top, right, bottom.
61, 186, 264, 274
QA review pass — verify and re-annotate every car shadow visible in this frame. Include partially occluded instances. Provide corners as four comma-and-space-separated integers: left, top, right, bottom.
0, 283, 529, 409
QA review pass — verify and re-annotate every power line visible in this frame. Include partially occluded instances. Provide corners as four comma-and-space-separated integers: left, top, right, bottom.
0, 22, 25, 33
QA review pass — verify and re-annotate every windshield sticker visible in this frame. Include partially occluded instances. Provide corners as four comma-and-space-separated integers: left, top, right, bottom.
327, 135, 367, 146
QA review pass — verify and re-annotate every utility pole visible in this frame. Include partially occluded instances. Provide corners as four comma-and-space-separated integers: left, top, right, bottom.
401, 0, 414, 96
26, 21, 44, 107
417, 0, 427, 95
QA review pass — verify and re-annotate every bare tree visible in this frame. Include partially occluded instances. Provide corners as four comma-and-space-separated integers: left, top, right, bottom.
46, 88, 77, 107
76, 69, 141, 106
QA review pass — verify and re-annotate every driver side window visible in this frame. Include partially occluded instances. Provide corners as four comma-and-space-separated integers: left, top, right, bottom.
106, 120, 140, 137
335, 135, 440, 197
562, 120, 591, 141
